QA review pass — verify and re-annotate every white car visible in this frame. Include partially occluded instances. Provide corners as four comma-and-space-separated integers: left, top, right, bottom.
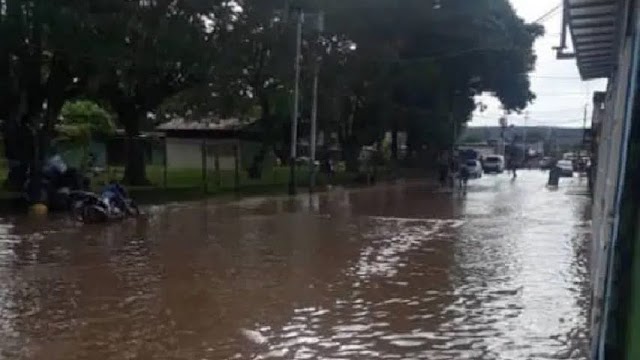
464, 159, 483, 179
556, 160, 574, 177
482, 155, 505, 173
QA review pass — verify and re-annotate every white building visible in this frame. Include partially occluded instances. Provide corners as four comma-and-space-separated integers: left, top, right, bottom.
157, 117, 259, 171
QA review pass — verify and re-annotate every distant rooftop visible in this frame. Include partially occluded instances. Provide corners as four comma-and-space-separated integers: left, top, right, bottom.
156, 117, 258, 132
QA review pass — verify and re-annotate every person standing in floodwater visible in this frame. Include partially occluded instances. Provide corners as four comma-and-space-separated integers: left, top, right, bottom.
438, 151, 449, 186
448, 157, 459, 188
459, 161, 470, 191
508, 157, 518, 179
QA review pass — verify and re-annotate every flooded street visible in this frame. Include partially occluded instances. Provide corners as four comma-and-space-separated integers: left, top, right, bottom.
0, 171, 591, 359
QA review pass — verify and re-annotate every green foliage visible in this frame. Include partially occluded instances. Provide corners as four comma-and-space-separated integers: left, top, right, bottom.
0, 0, 543, 182
60, 100, 115, 138
301, 0, 543, 159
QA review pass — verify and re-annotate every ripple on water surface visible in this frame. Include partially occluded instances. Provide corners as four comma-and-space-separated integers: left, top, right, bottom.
0, 173, 591, 359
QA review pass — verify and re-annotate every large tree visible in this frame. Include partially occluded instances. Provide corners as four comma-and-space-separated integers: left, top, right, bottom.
154, 0, 543, 176
90, 0, 233, 185
322, 0, 542, 165
222, 0, 299, 178
157, 0, 300, 179
0, 0, 98, 189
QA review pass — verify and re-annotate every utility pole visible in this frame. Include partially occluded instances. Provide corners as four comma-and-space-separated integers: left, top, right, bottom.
582, 103, 588, 154
450, 90, 457, 158
450, 112, 457, 155
309, 11, 324, 193
523, 111, 529, 160
499, 115, 508, 156
288, 9, 304, 195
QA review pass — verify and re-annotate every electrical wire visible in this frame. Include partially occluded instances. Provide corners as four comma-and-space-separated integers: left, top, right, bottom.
476, 108, 587, 116
471, 118, 586, 127
529, 75, 582, 79
532, 3, 563, 24
472, 115, 583, 125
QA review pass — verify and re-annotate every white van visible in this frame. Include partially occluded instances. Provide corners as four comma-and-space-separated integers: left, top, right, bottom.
482, 155, 505, 173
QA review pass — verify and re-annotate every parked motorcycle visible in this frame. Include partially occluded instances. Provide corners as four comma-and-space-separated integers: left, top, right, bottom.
70, 190, 140, 224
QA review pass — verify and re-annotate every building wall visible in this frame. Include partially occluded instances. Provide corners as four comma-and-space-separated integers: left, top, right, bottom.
166, 138, 238, 170
626, 212, 640, 359
591, 35, 634, 352
590, 2, 640, 356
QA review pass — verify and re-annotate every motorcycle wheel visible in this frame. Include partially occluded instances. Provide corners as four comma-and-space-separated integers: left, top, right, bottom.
126, 200, 141, 217
71, 201, 86, 222
82, 205, 108, 224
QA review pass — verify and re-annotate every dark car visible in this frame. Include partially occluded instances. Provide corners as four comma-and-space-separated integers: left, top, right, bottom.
539, 157, 554, 170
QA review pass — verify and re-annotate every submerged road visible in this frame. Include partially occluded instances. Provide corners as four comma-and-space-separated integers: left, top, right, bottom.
0, 170, 591, 359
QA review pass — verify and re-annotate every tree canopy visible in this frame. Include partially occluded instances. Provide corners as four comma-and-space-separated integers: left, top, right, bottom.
0, 0, 544, 185
59, 100, 115, 140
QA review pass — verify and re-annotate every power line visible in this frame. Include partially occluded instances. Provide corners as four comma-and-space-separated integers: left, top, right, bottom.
530, 75, 582, 79
473, 113, 584, 121
535, 93, 590, 96
533, 3, 563, 24
477, 108, 587, 116
471, 117, 586, 126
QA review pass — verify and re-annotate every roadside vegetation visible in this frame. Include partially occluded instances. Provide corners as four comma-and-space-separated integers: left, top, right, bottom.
0, 0, 543, 195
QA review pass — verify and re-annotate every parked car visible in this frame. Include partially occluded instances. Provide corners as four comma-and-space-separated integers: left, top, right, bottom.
482, 155, 505, 173
464, 159, 483, 179
539, 156, 554, 169
556, 160, 574, 177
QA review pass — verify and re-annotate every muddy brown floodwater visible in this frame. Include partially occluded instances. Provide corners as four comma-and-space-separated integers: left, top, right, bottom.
0, 171, 591, 360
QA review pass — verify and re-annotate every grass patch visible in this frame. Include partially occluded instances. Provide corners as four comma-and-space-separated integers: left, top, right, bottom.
92, 165, 369, 204
0, 162, 392, 206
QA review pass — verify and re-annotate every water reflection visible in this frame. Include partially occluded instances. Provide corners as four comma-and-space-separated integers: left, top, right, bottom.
0, 171, 590, 359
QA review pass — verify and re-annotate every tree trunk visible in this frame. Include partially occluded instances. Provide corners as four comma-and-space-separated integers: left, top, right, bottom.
248, 94, 272, 179
3, 117, 31, 190
343, 138, 360, 173
121, 112, 150, 186
248, 144, 268, 179
406, 128, 417, 165
123, 135, 150, 186
391, 118, 399, 161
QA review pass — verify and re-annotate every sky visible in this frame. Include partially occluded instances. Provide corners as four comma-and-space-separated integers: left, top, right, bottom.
469, 0, 608, 128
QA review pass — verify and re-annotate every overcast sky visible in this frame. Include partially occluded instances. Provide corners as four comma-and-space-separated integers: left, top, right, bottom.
469, 0, 608, 128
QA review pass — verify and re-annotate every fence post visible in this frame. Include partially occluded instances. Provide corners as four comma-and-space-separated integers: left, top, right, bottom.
105, 140, 111, 185
202, 138, 208, 193
234, 141, 240, 192
214, 144, 221, 188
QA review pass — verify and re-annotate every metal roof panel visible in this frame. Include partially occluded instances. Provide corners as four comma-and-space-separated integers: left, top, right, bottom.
565, 0, 618, 79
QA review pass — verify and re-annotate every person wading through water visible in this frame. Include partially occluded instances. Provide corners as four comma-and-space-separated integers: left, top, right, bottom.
459, 161, 470, 192
438, 151, 449, 186
508, 157, 518, 179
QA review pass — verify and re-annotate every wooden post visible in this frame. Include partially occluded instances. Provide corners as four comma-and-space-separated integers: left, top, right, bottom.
105, 139, 111, 185
214, 144, 221, 188
201, 139, 208, 193
234, 141, 240, 192
163, 136, 168, 188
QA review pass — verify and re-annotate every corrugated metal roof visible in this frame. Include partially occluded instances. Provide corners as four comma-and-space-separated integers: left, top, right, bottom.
156, 117, 258, 131
566, 0, 620, 79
